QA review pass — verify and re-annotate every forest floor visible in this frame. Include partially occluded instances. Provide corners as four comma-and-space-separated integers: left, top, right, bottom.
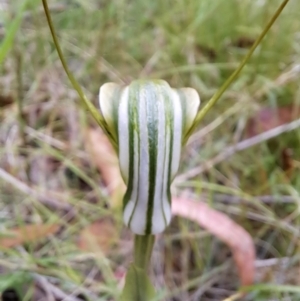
1, 1, 300, 300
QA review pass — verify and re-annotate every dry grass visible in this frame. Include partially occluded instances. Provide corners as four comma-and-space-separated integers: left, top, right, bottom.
1, 0, 300, 300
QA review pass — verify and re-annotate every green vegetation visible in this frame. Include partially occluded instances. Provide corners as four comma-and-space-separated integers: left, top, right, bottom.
0, 0, 300, 300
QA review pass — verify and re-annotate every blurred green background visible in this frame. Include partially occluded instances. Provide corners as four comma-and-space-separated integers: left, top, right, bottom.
0, 0, 300, 300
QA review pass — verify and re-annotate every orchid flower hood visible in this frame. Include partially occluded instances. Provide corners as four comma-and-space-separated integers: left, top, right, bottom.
99, 80, 200, 235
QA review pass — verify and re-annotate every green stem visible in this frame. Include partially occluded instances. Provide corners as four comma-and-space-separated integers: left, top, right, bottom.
241, 284, 300, 294
185, 0, 290, 142
134, 235, 155, 270
14, 47, 26, 146
41, 0, 117, 149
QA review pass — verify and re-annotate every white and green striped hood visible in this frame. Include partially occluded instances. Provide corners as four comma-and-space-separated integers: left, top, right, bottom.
99, 80, 200, 235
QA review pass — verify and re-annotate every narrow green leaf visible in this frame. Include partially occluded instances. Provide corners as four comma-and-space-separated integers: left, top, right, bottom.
120, 264, 156, 301
0, 271, 33, 296
185, 0, 291, 141
242, 284, 300, 294
0, 1, 29, 64
41, 0, 117, 149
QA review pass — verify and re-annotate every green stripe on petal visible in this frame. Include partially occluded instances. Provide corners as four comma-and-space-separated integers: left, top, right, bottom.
99, 79, 200, 235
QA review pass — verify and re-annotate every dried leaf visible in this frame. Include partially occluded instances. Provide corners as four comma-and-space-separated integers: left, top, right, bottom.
77, 219, 118, 254
172, 197, 255, 286
246, 106, 300, 137
0, 224, 60, 249
246, 106, 299, 175
85, 128, 125, 208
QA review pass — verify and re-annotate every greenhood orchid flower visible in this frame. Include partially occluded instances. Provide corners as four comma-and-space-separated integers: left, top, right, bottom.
42, 0, 289, 237
99, 80, 200, 235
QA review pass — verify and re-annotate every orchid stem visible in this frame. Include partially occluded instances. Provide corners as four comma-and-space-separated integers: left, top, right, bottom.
134, 234, 155, 270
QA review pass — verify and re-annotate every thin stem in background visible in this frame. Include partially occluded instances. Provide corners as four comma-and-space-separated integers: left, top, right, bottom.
0, 0, 29, 64
241, 283, 300, 294
185, 0, 291, 141
14, 47, 26, 146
